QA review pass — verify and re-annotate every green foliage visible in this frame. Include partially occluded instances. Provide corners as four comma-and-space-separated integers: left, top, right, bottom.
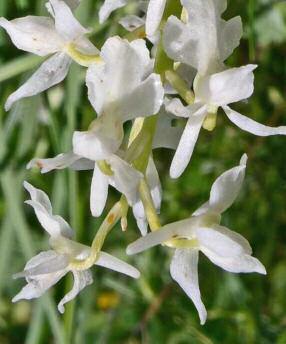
0, 0, 285, 343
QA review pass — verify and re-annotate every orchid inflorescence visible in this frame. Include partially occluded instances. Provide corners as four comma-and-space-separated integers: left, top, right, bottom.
1, 0, 286, 325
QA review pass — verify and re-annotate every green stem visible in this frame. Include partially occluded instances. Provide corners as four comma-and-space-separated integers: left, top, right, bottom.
70, 201, 123, 270
165, 70, 195, 104
138, 179, 161, 231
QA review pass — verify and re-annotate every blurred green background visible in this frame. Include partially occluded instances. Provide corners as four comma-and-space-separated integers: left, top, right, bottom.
0, 0, 286, 343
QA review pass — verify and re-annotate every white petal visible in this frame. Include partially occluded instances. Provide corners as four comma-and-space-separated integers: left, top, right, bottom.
119, 15, 145, 32
96, 251, 140, 278
163, 0, 242, 74
87, 37, 160, 120
86, 63, 106, 115
220, 16, 243, 61
207, 154, 247, 213
133, 210, 148, 236
145, 0, 166, 36
58, 270, 93, 313
210, 225, 252, 254
5, 52, 71, 111
127, 218, 199, 255
115, 73, 164, 121
170, 105, 207, 179
99, 0, 127, 24
170, 249, 207, 325
48, 0, 88, 41
108, 155, 142, 206
14, 251, 69, 278
192, 201, 211, 217
224, 106, 286, 136
27, 152, 94, 173
90, 165, 109, 217
196, 226, 250, 257
201, 247, 266, 275
13, 269, 66, 303
24, 181, 52, 212
100, 37, 152, 106
0, 16, 63, 56
195, 65, 257, 106
73, 130, 112, 161
13, 251, 67, 303
72, 115, 123, 161
24, 181, 74, 238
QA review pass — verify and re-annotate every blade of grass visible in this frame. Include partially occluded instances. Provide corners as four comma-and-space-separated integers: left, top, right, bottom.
248, 0, 256, 61
63, 62, 82, 344
25, 301, 44, 344
0, 216, 14, 294
0, 55, 43, 83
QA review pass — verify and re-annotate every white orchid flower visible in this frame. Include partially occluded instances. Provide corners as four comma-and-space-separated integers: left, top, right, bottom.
13, 182, 140, 313
127, 155, 266, 325
73, 36, 164, 161
163, 0, 243, 76
28, 152, 143, 218
0, 0, 98, 110
166, 65, 286, 178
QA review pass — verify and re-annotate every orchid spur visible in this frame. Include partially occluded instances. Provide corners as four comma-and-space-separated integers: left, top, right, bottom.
13, 182, 140, 313
127, 155, 266, 324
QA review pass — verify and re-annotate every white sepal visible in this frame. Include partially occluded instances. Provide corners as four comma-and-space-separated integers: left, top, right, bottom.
170, 105, 207, 179
223, 106, 286, 136
145, 0, 166, 36
170, 249, 207, 325
24, 182, 74, 238
96, 251, 140, 279
0, 16, 63, 56
207, 154, 247, 214
5, 53, 71, 111
195, 65, 257, 106
58, 270, 93, 313
12, 251, 68, 302
48, 0, 88, 41
27, 152, 94, 173
90, 164, 109, 217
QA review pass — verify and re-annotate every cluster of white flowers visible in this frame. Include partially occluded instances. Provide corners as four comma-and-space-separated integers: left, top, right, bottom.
1, 0, 286, 325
